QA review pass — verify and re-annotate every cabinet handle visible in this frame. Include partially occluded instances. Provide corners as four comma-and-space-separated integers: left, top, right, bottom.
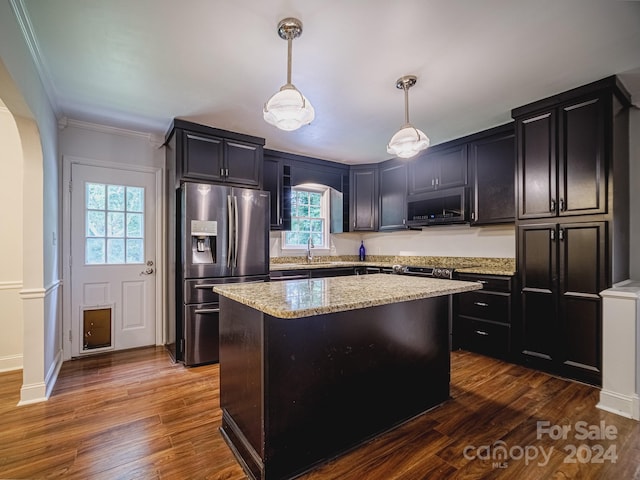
559, 228, 564, 241
431, 178, 435, 186
471, 211, 476, 221
476, 280, 488, 285
435, 177, 439, 186
550, 199, 556, 212
475, 330, 489, 336
474, 302, 489, 307
550, 229, 555, 241
559, 198, 565, 211
402, 219, 406, 225
220, 168, 225, 177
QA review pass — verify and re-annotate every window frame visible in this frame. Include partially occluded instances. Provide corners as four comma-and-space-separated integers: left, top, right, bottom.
281, 184, 331, 252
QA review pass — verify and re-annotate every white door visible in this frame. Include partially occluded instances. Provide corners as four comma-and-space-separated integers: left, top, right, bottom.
70, 163, 157, 357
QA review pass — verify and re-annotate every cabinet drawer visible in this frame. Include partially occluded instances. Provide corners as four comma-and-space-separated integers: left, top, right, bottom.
457, 274, 512, 292
458, 318, 510, 357
458, 291, 511, 323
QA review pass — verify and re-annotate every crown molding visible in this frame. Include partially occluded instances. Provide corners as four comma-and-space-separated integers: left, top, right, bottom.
9, 0, 61, 116
61, 117, 165, 147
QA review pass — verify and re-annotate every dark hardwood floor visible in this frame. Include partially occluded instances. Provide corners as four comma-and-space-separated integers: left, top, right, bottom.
1, 347, 638, 479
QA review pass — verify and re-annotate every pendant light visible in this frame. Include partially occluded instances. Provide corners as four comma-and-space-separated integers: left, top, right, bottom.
387, 75, 430, 159
263, 17, 315, 131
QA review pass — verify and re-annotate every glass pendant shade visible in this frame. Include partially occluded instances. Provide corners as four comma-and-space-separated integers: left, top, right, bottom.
387, 124, 430, 158
263, 84, 315, 131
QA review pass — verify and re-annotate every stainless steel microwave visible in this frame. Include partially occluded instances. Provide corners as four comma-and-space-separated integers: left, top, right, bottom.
406, 186, 469, 226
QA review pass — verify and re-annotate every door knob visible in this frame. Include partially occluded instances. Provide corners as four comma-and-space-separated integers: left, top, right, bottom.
146, 260, 154, 266
140, 268, 154, 275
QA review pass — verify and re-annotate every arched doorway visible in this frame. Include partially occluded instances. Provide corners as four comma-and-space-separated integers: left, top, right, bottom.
0, 57, 57, 405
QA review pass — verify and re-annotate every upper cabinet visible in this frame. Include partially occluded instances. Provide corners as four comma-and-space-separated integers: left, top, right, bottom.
408, 143, 468, 194
350, 165, 378, 231
378, 160, 408, 231
468, 125, 515, 225
167, 119, 265, 188
263, 153, 291, 231
512, 76, 630, 220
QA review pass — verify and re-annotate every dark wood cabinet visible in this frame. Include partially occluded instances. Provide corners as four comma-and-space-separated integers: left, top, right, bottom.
468, 126, 515, 224
512, 76, 631, 386
167, 119, 265, 188
408, 143, 467, 194
263, 153, 291, 231
515, 88, 611, 220
378, 160, 408, 231
517, 221, 607, 385
350, 166, 378, 231
455, 273, 514, 359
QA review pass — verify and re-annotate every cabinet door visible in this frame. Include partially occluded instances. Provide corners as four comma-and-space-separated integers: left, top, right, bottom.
558, 97, 606, 216
264, 156, 283, 230
517, 111, 556, 219
378, 161, 408, 231
517, 224, 558, 365
350, 167, 378, 231
436, 144, 468, 189
558, 221, 606, 384
407, 151, 438, 194
470, 131, 515, 224
183, 131, 224, 182
224, 139, 262, 187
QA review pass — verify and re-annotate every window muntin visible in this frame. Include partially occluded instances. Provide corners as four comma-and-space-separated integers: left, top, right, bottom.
85, 183, 145, 264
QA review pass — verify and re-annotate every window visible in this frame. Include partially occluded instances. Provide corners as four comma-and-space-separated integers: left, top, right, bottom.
85, 182, 145, 264
283, 186, 329, 249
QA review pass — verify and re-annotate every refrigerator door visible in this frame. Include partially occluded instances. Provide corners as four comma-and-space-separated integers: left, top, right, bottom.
182, 183, 232, 278
231, 188, 270, 277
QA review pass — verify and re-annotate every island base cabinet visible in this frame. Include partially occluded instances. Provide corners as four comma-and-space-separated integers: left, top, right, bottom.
219, 295, 450, 480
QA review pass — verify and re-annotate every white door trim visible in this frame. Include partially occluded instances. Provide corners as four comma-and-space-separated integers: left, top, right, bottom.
62, 155, 165, 361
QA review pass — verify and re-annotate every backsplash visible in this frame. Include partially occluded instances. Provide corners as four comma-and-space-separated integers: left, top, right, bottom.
270, 224, 516, 259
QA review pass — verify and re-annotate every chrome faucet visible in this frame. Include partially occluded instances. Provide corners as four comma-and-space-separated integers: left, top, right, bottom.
306, 236, 314, 263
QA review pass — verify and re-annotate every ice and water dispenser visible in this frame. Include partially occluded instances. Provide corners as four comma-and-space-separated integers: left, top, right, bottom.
190, 220, 217, 265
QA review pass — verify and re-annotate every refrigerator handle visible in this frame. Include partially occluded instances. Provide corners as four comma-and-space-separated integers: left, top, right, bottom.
233, 195, 239, 268
227, 195, 234, 269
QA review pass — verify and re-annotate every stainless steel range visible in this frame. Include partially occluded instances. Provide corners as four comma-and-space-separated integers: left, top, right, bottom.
391, 264, 457, 279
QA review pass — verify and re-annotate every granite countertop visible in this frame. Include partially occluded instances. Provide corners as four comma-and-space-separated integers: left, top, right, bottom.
214, 274, 482, 319
270, 255, 516, 276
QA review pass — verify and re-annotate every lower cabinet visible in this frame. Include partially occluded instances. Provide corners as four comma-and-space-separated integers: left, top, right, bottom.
454, 273, 514, 359
517, 221, 607, 386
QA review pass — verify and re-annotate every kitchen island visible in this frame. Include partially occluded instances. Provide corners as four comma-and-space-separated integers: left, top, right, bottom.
214, 274, 481, 480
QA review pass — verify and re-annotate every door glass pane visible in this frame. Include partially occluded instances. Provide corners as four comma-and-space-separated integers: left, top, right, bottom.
126, 187, 144, 212
107, 185, 125, 211
85, 182, 145, 264
86, 238, 105, 264
126, 239, 144, 263
107, 239, 125, 263
107, 212, 125, 237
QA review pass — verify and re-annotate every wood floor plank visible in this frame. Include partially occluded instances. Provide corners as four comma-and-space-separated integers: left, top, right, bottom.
1, 346, 639, 480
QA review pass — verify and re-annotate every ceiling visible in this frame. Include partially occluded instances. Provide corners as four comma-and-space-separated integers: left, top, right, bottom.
17, 0, 640, 164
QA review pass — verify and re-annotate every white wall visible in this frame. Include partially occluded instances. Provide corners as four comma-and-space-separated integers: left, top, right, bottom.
0, 103, 24, 371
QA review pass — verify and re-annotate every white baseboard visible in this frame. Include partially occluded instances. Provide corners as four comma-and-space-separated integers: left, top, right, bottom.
17, 348, 63, 406
597, 390, 640, 421
0, 354, 23, 372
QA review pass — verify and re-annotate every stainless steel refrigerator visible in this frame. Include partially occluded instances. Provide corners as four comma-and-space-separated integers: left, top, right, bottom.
169, 182, 270, 366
